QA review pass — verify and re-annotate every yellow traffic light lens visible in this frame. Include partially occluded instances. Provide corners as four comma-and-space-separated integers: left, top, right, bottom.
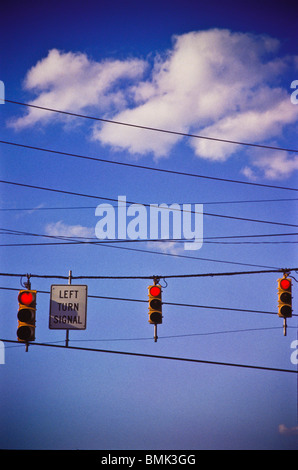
150, 299, 161, 310
280, 292, 291, 304
17, 308, 35, 323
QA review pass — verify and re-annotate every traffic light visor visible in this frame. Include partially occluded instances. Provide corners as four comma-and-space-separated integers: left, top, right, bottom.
18, 291, 35, 305
280, 278, 291, 290
149, 285, 161, 296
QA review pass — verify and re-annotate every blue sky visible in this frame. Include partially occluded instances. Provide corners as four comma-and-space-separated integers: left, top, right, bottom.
0, 0, 298, 450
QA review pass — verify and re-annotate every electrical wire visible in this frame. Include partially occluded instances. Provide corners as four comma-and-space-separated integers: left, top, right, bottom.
0, 237, 288, 269
1, 227, 297, 245
1, 226, 297, 242
2, 283, 298, 318
0, 227, 283, 269
0, 266, 296, 280
1, 179, 297, 228
5, 327, 295, 347
1, 236, 297, 246
2, 102, 297, 378
1, 196, 298, 211
3, 98, 298, 155
0, 285, 284, 316
66, 326, 296, 342
1, 138, 298, 192
1, 338, 297, 374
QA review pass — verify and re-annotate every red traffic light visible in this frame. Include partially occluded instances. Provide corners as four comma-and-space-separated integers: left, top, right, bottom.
149, 285, 161, 297
280, 278, 291, 290
17, 290, 37, 342
148, 284, 162, 325
18, 291, 35, 306
278, 277, 292, 320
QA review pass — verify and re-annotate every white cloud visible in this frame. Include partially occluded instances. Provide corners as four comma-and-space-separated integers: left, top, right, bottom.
9, 30, 298, 179
45, 220, 94, 239
16, 203, 45, 218
241, 149, 298, 180
190, 95, 297, 162
9, 48, 147, 129
146, 240, 184, 255
95, 29, 298, 167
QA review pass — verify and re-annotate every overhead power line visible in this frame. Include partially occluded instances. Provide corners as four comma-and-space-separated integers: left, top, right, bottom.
5, 328, 293, 346
1, 233, 297, 246
1, 226, 297, 242
0, 227, 293, 269
4, 98, 298, 155
1, 138, 298, 192
0, 225, 284, 268
1, 226, 298, 243
1, 338, 297, 374
1, 196, 298, 211
0, 239, 282, 269
1, 179, 297, 228
0, 285, 284, 316
0, 266, 296, 280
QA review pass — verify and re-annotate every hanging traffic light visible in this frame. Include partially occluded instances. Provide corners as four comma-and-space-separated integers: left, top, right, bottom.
148, 284, 162, 324
277, 276, 292, 318
17, 290, 37, 342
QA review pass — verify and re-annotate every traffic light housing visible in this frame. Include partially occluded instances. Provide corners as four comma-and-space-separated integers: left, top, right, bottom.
277, 277, 292, 318
17, 290, 37, 342
148, 284, 162, 324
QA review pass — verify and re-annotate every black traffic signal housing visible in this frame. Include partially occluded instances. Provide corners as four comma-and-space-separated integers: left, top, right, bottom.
148, 284, 162, 324
277, 277, 292, 318
17, 290, 37, 342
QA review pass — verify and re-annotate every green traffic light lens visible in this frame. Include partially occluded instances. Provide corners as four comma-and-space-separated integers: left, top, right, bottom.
280, 305, 292, 318
150, 312, 162, 323
17, 325, 34, 341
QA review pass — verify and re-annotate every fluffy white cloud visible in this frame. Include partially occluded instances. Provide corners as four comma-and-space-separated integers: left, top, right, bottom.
190, 94, 297, 162
45, 220, 94, 239
10, 48, 147, 128
242, 150, 298, 180
96, 30, 297, 162
146, 240, 185, 255
10, 29, 298, 179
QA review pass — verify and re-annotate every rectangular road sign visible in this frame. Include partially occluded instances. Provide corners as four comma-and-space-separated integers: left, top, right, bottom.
49, 285, 87, 330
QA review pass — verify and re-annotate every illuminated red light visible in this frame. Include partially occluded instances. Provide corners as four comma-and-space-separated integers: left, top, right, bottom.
18, 291, 35, 306
280, 279, 291, 290
150, 286, 161, 296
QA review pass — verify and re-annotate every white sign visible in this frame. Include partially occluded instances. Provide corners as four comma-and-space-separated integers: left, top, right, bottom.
49, 285, 87, 330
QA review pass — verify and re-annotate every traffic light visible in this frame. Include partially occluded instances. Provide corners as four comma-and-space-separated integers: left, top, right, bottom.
17, 290, 37, 342
277, 277, 292, 318
148, 284, 162, 324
